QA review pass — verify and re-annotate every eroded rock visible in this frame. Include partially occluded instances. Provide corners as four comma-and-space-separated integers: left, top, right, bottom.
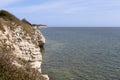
0, 10, 49, 80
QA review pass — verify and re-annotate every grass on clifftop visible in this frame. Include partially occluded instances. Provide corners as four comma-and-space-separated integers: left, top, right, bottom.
0, 10, 20, 22
0, 10, 36, 44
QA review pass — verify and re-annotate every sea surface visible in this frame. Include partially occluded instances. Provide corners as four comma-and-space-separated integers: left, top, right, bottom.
41, 27, 120, 80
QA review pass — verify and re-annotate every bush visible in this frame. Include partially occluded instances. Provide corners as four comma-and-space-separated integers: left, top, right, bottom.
0, 49, 42, 80
0, 22, 4, 31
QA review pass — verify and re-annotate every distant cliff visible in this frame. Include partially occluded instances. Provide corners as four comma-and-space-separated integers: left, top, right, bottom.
0, 10, 49, 80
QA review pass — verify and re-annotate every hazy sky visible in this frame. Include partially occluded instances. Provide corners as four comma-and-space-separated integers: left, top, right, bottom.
0, 0, 120, 27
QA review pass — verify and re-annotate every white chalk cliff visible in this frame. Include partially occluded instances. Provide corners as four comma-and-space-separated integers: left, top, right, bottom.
0, 10, 49, 80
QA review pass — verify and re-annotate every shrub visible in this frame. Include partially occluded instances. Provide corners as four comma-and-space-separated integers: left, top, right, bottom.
0, 22, 4, 31
0, 48, 42, 80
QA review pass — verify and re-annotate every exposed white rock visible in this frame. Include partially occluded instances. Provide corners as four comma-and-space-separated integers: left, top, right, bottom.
40, 33, 46, 44
31, 61, 42, 72
0, 18, 49, 80
12, 60, 23, 68
41, 74, 49, 80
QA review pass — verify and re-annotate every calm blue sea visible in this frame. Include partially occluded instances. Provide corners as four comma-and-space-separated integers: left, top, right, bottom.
41, 27, 120, 80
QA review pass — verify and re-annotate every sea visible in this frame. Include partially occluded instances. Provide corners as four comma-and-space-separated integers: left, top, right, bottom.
41, 27, 120, 80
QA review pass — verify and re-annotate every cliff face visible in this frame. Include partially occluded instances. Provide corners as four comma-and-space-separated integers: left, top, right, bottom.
0, 10, 49, 80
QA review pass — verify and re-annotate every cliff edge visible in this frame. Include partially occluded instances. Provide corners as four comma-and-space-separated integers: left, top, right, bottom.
0, 10, 49, 80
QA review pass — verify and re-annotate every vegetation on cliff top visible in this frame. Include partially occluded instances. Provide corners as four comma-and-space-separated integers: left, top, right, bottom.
0, 10, 43, 80
0, 10, 21, 25
0, 10, 37, 44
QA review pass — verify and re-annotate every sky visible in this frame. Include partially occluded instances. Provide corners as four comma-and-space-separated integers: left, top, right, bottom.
0, 0, 120, 27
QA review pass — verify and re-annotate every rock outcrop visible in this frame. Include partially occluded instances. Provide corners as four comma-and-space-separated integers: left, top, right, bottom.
0, 10, 49, 80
